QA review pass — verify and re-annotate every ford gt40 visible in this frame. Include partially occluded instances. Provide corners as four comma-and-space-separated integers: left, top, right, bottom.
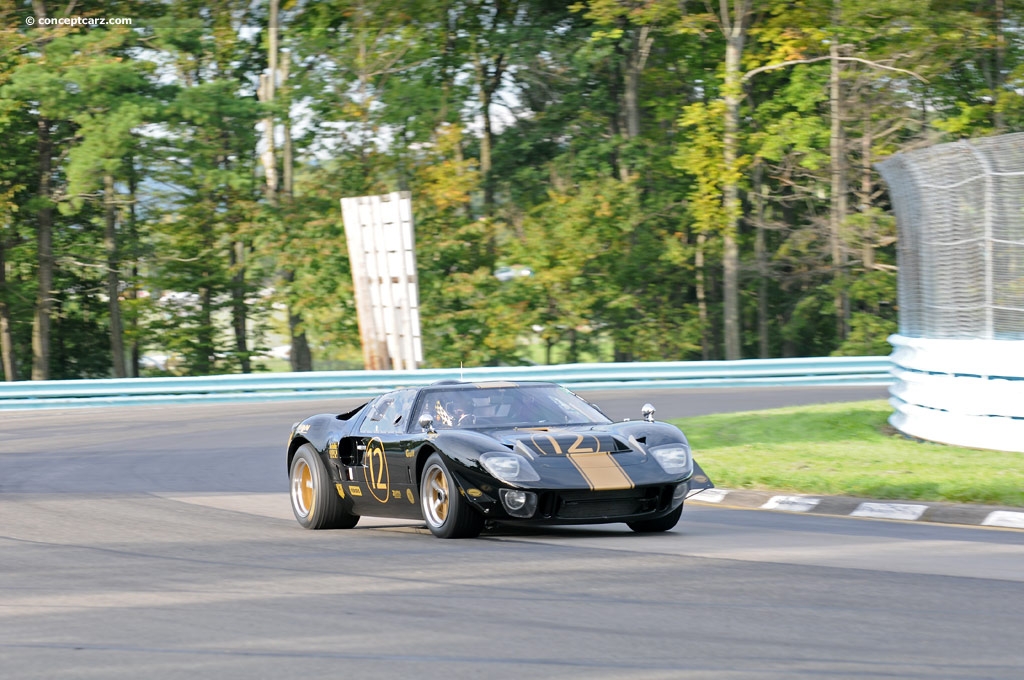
286, 380, 713, 538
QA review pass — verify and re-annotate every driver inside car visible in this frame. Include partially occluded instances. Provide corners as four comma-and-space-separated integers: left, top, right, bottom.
452, 401, 475, 426
435, 397, 475, 427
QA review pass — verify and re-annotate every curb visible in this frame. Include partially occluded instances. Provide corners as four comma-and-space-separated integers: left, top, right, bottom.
687, 488, 1024, 530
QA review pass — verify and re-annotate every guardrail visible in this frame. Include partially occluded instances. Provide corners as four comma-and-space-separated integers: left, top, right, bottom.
0, 356, 892, 410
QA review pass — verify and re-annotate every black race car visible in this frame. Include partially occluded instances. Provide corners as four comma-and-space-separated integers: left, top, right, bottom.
286, 380, 713, 538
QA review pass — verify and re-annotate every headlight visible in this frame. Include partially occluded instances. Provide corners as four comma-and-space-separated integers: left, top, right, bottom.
649, 443, 693, 476
480, 452, 540, 483
499, 489, 538, 518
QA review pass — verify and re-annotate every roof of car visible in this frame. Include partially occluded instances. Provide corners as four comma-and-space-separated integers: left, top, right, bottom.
423, 380, 552, 390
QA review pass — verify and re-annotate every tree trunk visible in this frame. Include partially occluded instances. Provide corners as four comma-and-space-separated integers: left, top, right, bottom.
860, 116, 875, 272
0, 239, 17, 381
258, 74, 277, 204
624, 25, 652, 141
621, 24, 654, 182
722, 20, 744, 361
696, 231, 711, 361
127, 153, 140, 377
994, 0, 1005, 131
104, 174, 126, 378
288, 309, 313, 373
829, 17, 849, 341
437, 5, 455, 130
32, 118, 54, 380
476, 59, 495, 216
281, 50, 293, 201
278, 48, 310, 372
230, 241, 250, 373
258, 0, 279, 204
195, 212, 215, 375
781, 313, 797, 357
609, 43, 626, 183
31, 0, 47, 24
209, 3, 251, 372
198, 282, 214, 375
289, 319, 313, 371
471, 33, 506, 223
753, 165, 769, 358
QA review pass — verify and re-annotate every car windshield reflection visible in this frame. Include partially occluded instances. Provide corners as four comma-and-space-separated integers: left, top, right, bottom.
418, 384, 610, 429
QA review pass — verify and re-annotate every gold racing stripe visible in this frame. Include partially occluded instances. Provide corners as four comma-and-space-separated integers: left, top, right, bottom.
567, 452, 635, 490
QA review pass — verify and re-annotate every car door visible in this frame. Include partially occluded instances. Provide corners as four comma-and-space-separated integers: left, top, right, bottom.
349, 389, 420, 518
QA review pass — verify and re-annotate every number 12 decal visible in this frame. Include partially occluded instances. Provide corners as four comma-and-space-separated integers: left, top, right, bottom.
364, 438, 391, 503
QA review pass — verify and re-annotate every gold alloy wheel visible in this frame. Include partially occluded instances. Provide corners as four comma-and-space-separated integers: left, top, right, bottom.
291, 457, 315, 518
423, 463, 449, 527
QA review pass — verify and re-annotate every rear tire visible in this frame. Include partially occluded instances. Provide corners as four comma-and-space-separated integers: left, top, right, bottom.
627, 504, 683, 533
290, 444, 359, 530
420, 453, 483, 539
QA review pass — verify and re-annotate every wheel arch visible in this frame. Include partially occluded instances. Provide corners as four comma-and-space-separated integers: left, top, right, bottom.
287, 437, 310, 473
415, 444, 485, 507
416, 446, 485, 538
414, 442, 439, 489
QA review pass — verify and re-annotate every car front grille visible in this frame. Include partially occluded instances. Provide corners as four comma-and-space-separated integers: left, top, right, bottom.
554, 487, 663, 520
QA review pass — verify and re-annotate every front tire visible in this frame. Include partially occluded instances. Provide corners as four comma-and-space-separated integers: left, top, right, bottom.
627, 504, 683, 533
420, 453, 483, 539
290, 444, 359, 530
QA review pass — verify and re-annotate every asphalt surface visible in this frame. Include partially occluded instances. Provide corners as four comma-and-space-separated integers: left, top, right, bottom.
2, 385, 1022, 679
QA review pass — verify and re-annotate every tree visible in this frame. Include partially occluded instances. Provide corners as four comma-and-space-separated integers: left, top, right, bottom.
145, 1, 264, 375
3, 0, 1023, 378
717, 0, 753, 360
62, 26, 157, 377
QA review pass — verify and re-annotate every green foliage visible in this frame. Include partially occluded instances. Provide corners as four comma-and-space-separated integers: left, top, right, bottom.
832, 312, 897, 356
3, 1, 1024, 378
49, 270, 117, 379
675, 100, 729, 236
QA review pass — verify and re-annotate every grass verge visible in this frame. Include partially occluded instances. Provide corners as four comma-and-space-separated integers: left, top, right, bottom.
669, 400, 1024, 507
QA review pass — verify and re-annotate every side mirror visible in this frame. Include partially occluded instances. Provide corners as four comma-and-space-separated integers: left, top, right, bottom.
641, 403, 656, 423
419, 413, 436, 433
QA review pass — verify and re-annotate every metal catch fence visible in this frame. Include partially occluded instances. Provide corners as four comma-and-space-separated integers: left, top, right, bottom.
877, 133, 1024, 340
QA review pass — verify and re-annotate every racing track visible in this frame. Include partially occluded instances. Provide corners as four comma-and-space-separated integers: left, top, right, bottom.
2, 385, 1022, 680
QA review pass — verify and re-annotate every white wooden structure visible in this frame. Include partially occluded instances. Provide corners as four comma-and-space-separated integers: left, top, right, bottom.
340, 191, 423, 370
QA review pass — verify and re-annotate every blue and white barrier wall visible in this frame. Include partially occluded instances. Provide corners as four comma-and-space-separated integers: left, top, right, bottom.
888, 334, 1024, 453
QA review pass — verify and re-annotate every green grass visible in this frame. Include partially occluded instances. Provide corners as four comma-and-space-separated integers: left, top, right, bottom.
669, 400, 1024, 507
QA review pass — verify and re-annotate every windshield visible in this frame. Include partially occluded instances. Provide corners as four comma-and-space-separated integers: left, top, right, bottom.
416, 385, 611, 430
